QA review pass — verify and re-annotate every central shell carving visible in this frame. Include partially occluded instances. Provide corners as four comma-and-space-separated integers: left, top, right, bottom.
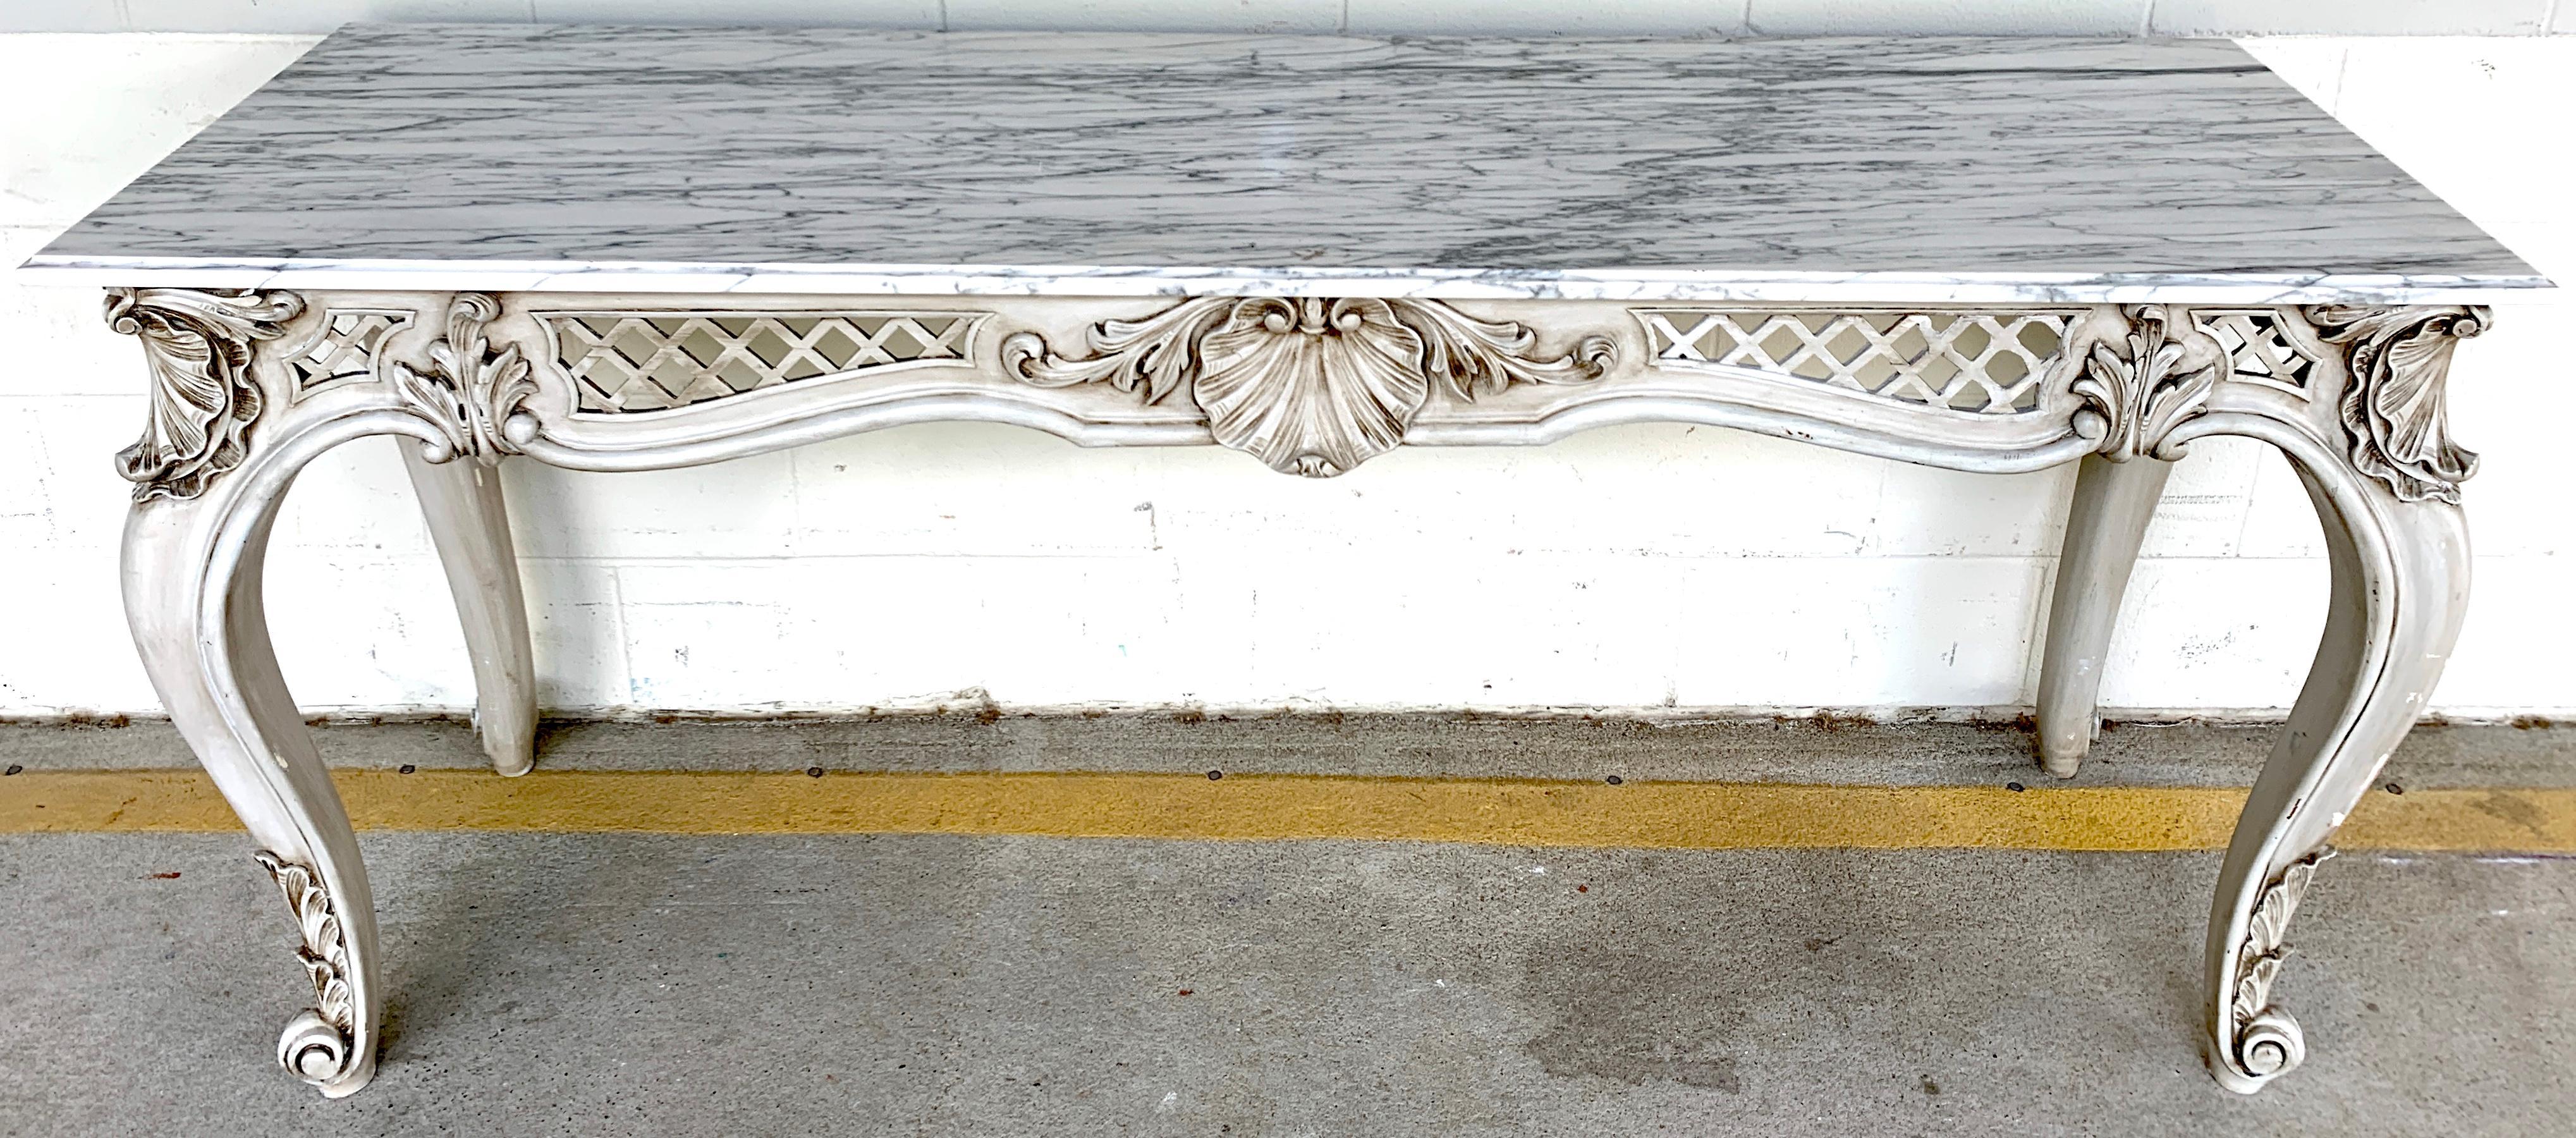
1199, 298, 1425, 477
1003, 296, 1613, 476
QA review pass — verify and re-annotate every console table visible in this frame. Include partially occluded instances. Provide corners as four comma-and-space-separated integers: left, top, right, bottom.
24, 25, 2544, 1098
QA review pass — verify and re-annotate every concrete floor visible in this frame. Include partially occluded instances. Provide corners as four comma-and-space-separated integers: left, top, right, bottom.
14, 712, 2576, 786
3, 717, 2573, 1135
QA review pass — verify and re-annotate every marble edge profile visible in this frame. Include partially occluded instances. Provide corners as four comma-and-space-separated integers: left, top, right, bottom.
14, 255, 2555, 304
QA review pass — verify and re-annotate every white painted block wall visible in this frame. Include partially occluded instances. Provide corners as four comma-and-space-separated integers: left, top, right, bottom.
2, 34, 2569, 719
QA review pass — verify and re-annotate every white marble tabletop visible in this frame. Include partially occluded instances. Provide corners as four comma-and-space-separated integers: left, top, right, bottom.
22, 25, 2547, 303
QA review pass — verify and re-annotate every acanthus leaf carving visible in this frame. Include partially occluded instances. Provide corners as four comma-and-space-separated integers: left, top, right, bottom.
104, 287, 306, 501
253, 850, 360, 1087
2073, 304, 2223, 462
391, 292, 538, 463
1003, 297, 1613, 477
1003, 297, 1230, 407
2306, 305, 2486, 505
1399, 295, 1616, 400
2223, 848, 2329, 1087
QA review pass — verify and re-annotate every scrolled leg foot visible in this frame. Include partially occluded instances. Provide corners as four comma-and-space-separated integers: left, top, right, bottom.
279, 1009, 360, 1087
256, 850, 370, 1094
2212, 849, 2327, 1092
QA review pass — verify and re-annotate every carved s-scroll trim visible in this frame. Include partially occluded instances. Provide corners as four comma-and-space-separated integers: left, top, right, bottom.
2305, 306, 2487, 505
104, 288, 305, 501
1395, 297, 1614, 400
1003, 297, 1233, 405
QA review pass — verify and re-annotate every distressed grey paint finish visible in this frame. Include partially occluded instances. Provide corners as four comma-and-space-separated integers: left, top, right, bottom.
2036, 453, 2172, 776
32, 27, 2539, 296
59, 22, 2538, 1101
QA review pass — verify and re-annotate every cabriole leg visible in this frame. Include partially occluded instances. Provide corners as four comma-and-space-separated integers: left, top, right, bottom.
123, 438, 384, 1099
2190, 305, 2485, 1093
2202, 449, 2467, 1092
102, 286, 477, 1098
109, 283, 535, 1096
2036, 453, 2172, 776
401, 450, 537, 776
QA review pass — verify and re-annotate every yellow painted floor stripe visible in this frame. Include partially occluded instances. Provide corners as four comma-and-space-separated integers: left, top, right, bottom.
4, 770, 2573, 852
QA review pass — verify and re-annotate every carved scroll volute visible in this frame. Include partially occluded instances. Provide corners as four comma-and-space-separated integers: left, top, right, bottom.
104, 288, 305, 501
2073, 304, 2225, 462
391, 292, 539, 463
2223, 848, 2329, 1086
2307, 306, 2487, 505
253, 850, 361, 1087
1003, 296, 1613, 476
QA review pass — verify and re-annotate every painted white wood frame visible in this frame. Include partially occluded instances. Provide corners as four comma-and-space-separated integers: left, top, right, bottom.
24, 26, 2544, 1098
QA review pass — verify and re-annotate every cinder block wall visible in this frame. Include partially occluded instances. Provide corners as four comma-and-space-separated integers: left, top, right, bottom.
3, 9, 2570, 719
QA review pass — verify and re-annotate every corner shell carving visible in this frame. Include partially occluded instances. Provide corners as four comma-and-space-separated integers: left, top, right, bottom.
104, 288, 305, 501
253, 850, 361, 1087
1001, 297, 1614, 476
391, 292, 538, 463
2307, 306, 2487, 505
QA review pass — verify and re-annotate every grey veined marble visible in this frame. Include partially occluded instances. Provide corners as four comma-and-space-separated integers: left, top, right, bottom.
25, 25, 2548, 301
